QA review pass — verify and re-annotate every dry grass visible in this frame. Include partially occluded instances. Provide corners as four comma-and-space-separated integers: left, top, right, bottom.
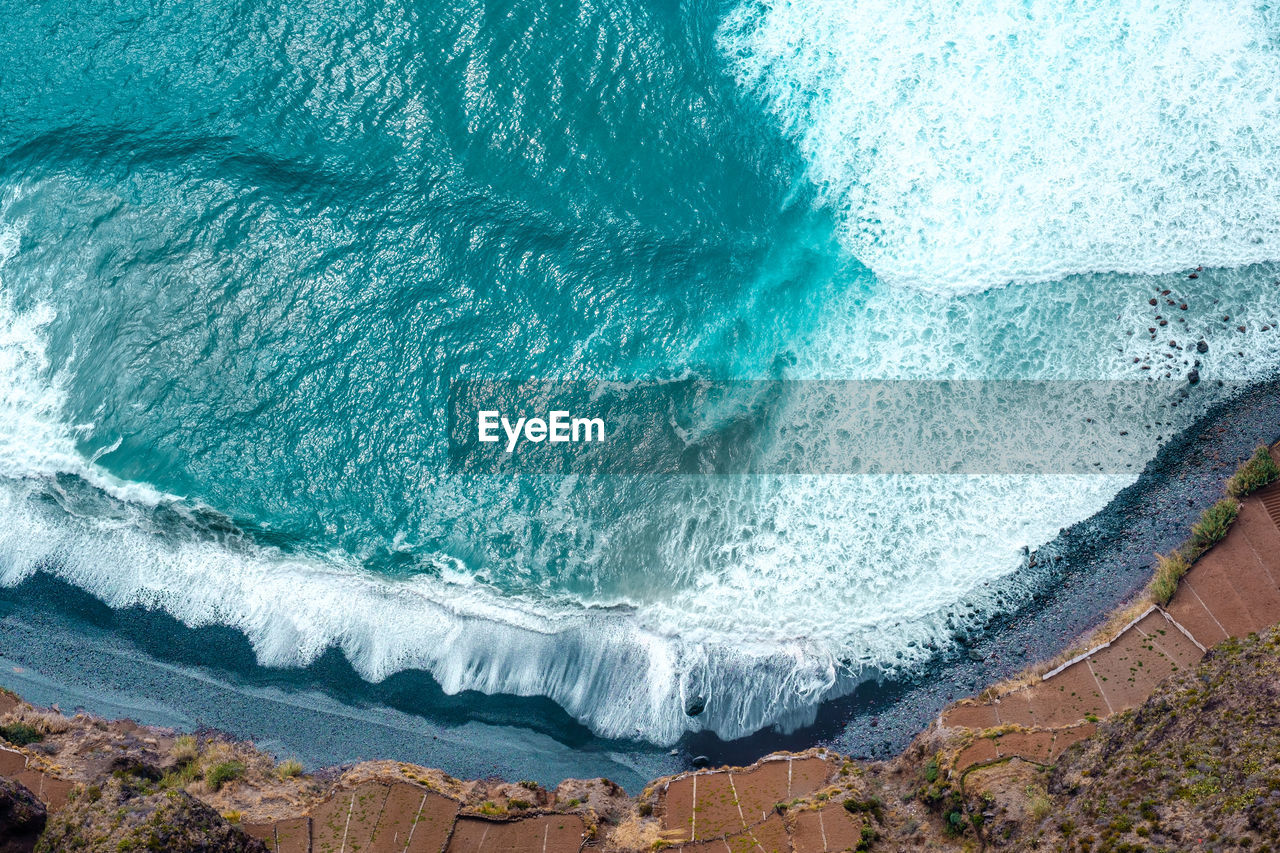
276, 758, 304, 779
171, 734, 199, 764
976, 596, 1156, 700
1, 707, 72, 736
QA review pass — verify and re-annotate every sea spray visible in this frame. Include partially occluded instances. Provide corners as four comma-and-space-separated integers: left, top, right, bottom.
721, 0, 1280, 291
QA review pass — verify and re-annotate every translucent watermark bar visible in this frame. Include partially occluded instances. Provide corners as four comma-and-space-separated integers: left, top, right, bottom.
447, 378, 1225, 475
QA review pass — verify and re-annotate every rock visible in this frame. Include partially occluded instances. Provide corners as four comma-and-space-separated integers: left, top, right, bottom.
35, 778, 267, 853
1149, 298, 1158, 305
1187, 369, 1200, 385
968, 649, 986, 662
552, 778, 629, 823
684, 695, 706, 717
0, 777, 46, 853
1197, 340, 1209, 353
691, 755, 710, 769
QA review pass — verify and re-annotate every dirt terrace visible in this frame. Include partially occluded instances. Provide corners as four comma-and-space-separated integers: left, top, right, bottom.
943, 456, 1280, 776
652, 754, 853, 852
236, 778, 585, 853
229, 753, 849, 853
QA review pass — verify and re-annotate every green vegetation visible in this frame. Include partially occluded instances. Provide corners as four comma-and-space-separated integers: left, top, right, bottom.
1144, 448, 1278, 605
0, 722, 44, 746
1148, 550, 1191, 606
1026, 785, 1052, 822
206, 760, 245, 792
842, 795, 885, 823
1188, 497, 1239, 554
508, 798, 533, 810
1148, 491, 1241, 605
1226, 445, 1280, 497
162, 761, 203, 790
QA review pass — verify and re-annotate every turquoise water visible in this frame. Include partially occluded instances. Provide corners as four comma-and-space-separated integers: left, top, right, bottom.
3, 0, 1280, 752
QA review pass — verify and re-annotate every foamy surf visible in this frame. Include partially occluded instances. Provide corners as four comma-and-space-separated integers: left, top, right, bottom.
720, 0, 1280, 291
0, 467, 1125, 744
0, 241, 1125, 744
2, 226, 1280, 745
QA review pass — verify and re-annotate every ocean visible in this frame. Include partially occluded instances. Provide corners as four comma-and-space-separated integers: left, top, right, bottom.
3, 0, 1280, 782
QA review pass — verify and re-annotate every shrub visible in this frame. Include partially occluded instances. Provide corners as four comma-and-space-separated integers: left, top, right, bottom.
276, 759, 304, 779
206, 760, 245, 792
222, 810, 242, 824
843, 796, 885, 823
1227, 446, 1280, 497
161, 760, 203, 790
171, 735, 199, 764
508, 798, 533, 810
0, 722, 44, 746
1027, 786, 1052, 822
1149, 551, 1191, 605
1189, 498, 1239, 553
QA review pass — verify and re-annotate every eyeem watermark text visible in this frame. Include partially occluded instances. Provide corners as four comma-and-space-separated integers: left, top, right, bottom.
478, 410, 606, 452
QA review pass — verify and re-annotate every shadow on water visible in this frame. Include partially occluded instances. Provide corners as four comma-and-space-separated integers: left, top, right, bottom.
0, 573, 679, 788
0, 572, 608, 746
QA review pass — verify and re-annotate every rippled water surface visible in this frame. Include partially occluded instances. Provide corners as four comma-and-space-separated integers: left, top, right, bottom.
3, 0, 1280, 756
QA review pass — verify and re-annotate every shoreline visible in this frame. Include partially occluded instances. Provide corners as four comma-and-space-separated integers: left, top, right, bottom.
2, 379, 1280, 786
2, 434, 1278, 849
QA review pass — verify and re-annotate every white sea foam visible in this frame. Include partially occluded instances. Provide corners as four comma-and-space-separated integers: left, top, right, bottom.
1, 236, 1278, 744
0, 236, 1124, 743
720, 0, 1280, 290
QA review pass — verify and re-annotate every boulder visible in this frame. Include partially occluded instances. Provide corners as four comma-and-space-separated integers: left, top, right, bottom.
0, 777, 46, 853
35, 778, 266, 853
